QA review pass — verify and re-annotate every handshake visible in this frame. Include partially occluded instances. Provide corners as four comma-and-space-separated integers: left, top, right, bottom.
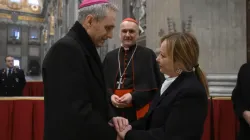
109, 116, 132, 140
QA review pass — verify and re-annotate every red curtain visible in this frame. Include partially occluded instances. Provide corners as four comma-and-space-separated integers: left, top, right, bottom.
0, 98, 239, 140
202, 99, 211, 140
23, 82, 44, 96
0, 99, 44, 140
212, 99, 238, 140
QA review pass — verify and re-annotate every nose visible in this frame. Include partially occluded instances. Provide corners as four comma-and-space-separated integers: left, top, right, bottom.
107, 31, 113, 39
125, 32, 130, 36
156, 55, 159, 62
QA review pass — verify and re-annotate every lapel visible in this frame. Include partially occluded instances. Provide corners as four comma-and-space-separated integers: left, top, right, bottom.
67, 21, 106, 91
1, 69, 7, 79
147, 72, 191, 116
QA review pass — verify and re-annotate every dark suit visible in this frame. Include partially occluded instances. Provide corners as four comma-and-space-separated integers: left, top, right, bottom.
124, 72, 208, 140
0, 68, 26, 96
42, 21, 116, 140
232, 63, 250, 140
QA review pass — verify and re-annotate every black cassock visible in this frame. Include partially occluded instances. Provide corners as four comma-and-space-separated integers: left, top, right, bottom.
232, 63, 250, 140
103, 45, 164, 122
42, 21, 116, 140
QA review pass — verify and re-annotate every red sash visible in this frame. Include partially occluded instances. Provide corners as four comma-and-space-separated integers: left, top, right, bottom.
114, 89, 149, 119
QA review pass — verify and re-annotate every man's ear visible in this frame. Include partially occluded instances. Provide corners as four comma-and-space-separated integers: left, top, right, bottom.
84, 14, 95, 28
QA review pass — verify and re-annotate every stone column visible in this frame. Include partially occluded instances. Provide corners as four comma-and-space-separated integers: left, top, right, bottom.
62, 0, 68, 35
67, 0, 78, 30
107, 0, 123, 52
122, 0, 131, 18
21, 25, 29, 72
0, 23, 7, 69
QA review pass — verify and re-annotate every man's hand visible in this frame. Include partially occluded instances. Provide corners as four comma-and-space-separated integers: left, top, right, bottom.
117, 125, 132, 139
111, 95, 127, 108
110, 117, 129, 131
116, 135, 123, 140
243, 111, 250, 125
119, 93, 132, 104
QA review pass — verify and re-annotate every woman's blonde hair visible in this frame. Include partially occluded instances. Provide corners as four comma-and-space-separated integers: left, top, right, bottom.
160, 32, 209, 96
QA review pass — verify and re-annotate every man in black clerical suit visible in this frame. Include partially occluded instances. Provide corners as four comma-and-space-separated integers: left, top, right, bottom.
103, 18, 164, 123
42, 1, 128, 140
232, 63, 250, 140
0, 56, 26, 96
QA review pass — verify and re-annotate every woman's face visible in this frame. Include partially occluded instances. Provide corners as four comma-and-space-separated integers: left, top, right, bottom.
156, 40, 178, 77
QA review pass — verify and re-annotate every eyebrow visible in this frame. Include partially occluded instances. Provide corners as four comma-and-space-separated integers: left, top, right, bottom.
108, 25, 115, 28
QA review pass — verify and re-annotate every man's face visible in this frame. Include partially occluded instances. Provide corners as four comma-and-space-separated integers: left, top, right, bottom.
87, 9, 116, 47
120, 21, 138, 47
5, 57, 14, 68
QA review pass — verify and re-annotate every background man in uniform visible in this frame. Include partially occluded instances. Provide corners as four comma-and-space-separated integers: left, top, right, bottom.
0, 56, 26, 96
103, 18, 164, 123
42, 0, 128, 140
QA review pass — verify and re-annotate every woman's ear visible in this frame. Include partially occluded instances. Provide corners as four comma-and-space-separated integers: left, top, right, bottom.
174, 61, 184, 70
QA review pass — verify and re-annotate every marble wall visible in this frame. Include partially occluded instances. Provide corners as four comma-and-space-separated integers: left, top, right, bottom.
41, 0, 247, 75
146, 0, 246, 74
105, 0, 247, 96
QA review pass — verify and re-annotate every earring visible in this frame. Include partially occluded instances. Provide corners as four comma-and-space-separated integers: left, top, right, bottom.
176, 68, 182, 74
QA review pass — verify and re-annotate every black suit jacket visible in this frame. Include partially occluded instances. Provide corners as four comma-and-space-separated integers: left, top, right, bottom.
231, 63, 250, 139
0, 68, 26, 96
42, 21, 116, 140
125, 72, 208, 140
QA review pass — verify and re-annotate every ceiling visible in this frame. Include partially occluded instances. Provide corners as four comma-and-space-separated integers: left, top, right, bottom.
0, 0, 45, 15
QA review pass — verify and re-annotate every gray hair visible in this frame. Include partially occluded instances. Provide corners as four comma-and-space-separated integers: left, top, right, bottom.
78, 3, 118, 23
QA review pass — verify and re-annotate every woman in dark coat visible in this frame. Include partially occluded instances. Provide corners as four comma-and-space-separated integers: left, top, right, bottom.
116, 32, 209, 140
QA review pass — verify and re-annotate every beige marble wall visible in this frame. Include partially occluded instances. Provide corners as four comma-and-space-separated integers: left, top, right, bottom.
146, 0, 246, 74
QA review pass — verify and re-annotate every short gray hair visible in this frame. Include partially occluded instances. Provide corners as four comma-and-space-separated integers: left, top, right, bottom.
78, 3, 118, 22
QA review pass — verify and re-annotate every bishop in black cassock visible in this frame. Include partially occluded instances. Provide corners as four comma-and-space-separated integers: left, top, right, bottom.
103, 43, 164, 122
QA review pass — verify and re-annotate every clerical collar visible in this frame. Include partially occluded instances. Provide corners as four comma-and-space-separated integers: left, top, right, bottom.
122, 44, 137, 51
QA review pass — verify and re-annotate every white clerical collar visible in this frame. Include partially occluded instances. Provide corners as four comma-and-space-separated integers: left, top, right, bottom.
121, 44, 137, 51
124, 47, 129, 51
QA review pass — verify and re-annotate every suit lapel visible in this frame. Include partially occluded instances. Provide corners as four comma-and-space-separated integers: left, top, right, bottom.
2, 69, 7, 78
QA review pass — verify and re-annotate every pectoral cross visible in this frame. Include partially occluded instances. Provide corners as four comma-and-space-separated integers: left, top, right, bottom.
117, 77, 123, 89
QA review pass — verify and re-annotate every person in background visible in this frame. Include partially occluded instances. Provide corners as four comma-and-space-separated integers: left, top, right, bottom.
103, 18, 164, 123
115, 32, 209, 140
232, 63, 250, 140
0, 55, 26, 96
